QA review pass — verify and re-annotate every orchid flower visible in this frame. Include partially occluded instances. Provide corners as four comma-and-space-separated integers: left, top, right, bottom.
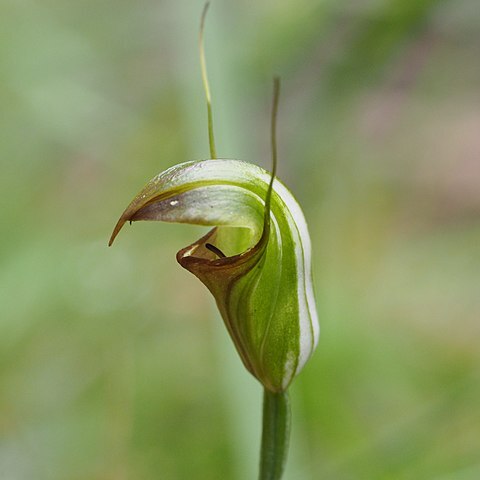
109, 4, 319, 478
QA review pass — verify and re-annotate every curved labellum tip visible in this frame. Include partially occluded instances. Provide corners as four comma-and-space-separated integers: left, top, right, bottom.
109, 159, 319, 392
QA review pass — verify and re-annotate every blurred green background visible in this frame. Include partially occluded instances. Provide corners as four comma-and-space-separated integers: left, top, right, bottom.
1, 0, 479, 478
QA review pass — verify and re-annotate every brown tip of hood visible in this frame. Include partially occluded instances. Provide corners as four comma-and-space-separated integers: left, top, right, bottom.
108, 216, 129, 246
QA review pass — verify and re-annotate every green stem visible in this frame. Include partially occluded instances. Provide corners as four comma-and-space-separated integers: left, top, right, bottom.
259, 388, 291, 480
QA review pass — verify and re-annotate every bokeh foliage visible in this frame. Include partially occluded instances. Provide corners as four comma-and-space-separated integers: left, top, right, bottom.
1, 0, 479, 478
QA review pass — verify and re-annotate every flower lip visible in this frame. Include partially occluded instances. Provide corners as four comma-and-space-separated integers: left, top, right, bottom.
176, 226, 268, 270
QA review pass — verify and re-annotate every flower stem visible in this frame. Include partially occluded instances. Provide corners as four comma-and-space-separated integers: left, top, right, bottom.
259, 388, 291, 480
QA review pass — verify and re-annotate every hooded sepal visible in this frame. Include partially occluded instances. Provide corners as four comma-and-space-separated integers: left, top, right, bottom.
109, 159, 319, 392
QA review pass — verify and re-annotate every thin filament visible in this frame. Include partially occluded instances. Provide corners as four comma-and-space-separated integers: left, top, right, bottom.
199, 2, 217, 159
264, 77, 281, 223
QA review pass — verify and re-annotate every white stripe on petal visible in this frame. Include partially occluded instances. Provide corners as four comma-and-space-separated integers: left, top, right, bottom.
260, 173, 320, 378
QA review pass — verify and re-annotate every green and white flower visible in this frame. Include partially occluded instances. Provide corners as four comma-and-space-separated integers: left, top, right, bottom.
109, 158, 319, 392
110, 7, 319, 477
